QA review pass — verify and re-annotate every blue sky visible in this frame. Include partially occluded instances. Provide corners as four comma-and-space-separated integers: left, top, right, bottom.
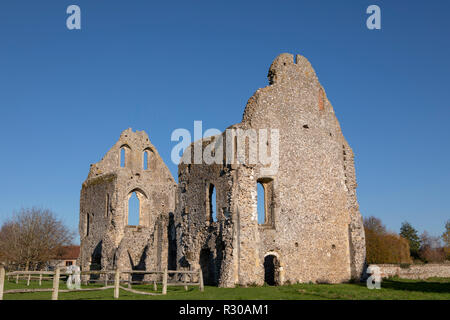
0, 1, 449, 243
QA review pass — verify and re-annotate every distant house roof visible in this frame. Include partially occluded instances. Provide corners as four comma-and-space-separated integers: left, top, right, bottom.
55, 245, 80, 260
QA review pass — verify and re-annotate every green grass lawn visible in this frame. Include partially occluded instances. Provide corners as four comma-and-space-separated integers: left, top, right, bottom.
2, 277, 449, 300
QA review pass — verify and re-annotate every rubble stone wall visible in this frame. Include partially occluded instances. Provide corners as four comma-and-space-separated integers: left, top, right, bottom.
79, 53, 366, 287
79, 129, 176, 278
175, 53, 366, 287
372, 264, 450, 279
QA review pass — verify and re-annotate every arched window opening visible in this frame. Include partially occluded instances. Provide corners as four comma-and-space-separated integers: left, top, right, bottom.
207, 183, 217, 223
143, 151, 149, 170
257, 178, 274, 227
120, 147, 126, 167
128, 192, 140, 226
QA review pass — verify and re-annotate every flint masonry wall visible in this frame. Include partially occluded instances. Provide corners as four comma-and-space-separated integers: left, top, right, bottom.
79, 129, 176, 277
79, 53, 366, 287
372, 264, 450, 279
175, 53, 366, 287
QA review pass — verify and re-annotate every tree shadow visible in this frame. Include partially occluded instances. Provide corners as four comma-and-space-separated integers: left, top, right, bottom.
381, 278, 450, 294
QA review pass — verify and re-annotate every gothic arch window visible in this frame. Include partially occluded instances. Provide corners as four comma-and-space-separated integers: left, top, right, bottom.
126, 189, 147, 227
143, 148, 153, 170
128, 192, 140, 226
119, 144, 131, 168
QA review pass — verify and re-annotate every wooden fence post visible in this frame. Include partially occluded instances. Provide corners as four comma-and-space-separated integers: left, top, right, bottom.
153, 280, 157, 291
162, 268, 168, 295
52, 267, 60, 300
114, 269, 120, 299
39, 273, 42, 286
0, 266, 5, 300
199, 269, 204, 292
183, 273, 188, 291
27, 273, 31, 286
16, 273, 19, 284
128, 273, 132, 289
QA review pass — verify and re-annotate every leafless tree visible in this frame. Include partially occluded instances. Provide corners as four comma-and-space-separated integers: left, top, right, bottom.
419, 231, 445, 263
363, 216, 387, 235
0, 207, 75, 271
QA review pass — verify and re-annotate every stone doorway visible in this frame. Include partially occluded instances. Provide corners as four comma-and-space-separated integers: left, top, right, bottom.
199, 248, 217, 286
264, 254, 280, 286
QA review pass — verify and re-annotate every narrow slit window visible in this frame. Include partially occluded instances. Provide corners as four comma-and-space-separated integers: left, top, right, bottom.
257, 178, 274, 227
106, 194, 109, 217
143, 151, 148, 170
257, 182, 266, 224
142, 150, 150, 170
86, 213, 90, 236
207, 184, 217, 223
120, 148, 126, 167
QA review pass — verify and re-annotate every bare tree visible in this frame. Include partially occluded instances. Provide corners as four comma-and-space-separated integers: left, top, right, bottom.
363, 216, 387, 235
0, 207, 75, 271
419, 231, 445, 263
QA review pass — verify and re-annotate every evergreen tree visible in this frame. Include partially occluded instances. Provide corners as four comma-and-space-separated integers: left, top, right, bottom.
400, 221, 421, 259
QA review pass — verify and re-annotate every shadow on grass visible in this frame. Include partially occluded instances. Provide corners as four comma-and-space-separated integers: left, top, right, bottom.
381, 278, 450, 294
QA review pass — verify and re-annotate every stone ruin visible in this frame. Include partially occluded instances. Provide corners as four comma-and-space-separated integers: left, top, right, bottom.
78, 129, 177, 278
79, 53, 366, 287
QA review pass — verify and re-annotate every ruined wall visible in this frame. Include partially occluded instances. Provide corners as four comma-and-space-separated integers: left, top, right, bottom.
79, 129, 177, 276
176, 53, 366, 287
78, 53, 365, 287
371, 264, 450, 280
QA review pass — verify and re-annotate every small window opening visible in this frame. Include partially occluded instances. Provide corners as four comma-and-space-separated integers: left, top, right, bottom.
120, 148, 126, 167
86, 213, 90, 236
257, 182, 265, 224
143, 151, 149, 170
207, 183, 217, 223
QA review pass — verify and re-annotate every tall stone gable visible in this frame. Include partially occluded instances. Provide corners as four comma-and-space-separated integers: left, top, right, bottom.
79, 128, 176, 275
79, 53, 366, 287
175, 53, 365, 286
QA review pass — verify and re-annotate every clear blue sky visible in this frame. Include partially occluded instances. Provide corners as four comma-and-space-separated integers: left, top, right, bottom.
1, 1, 449, 243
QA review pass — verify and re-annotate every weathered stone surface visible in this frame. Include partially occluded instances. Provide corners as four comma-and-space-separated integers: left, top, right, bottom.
175, 53, 366, 287
370, 263, 450, 279
79, 53, 366, 287
79, 129, 176, 277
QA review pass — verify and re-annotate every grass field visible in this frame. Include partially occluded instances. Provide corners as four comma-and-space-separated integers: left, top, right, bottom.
2, 277, 449, 300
